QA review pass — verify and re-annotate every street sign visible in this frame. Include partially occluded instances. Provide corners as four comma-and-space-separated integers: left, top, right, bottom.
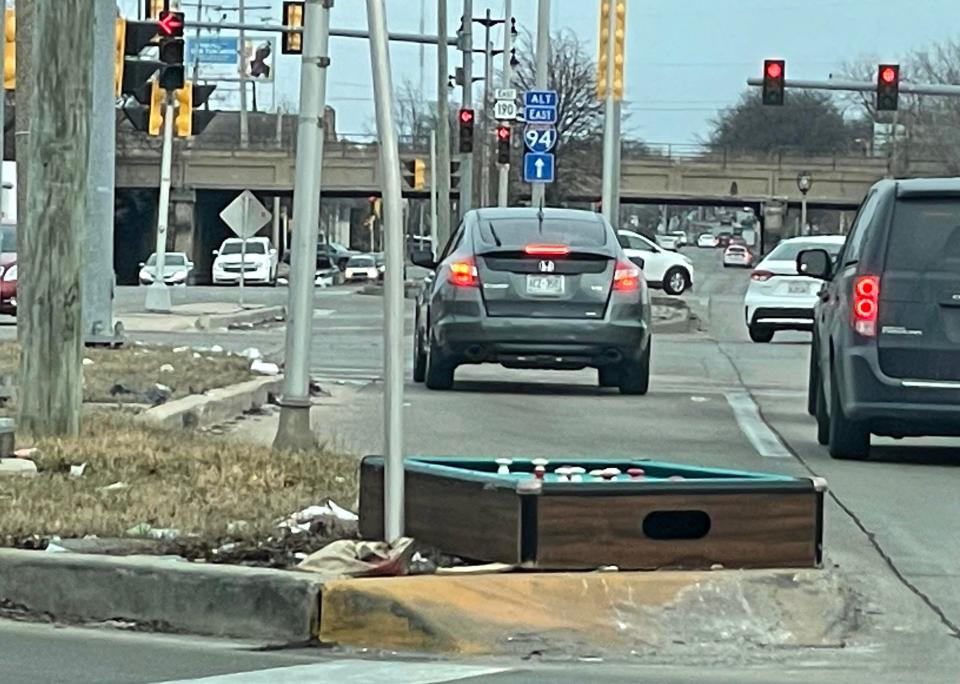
523, 125, 557, 153
241, 37, 276, 83
494, 100, 518, 121
220, 190, 271, 239
523, 90, 558, 124
523, 152, 555, 184
495, 88, 517, 101
185, 36, 238, 80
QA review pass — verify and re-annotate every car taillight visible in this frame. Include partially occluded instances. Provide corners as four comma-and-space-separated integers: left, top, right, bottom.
524, 244, 570, 256
613, 260, 641, 292
852, 275, 879, 337
751, 270, 773, 282
448, 258, 479, 287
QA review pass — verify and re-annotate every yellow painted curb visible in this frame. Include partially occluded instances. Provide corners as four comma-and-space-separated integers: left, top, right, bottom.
319, 569, 851, 655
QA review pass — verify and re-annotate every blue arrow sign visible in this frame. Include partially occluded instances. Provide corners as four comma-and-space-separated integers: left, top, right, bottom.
523, 152, 555, 184
524, 126, 557, 153
523, 89, 558, 125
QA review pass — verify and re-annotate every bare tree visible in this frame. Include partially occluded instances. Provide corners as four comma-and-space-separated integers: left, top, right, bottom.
512, 30, 605, 203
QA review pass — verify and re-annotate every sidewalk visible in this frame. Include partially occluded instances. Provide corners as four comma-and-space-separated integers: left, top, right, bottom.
119, 302, 285, 333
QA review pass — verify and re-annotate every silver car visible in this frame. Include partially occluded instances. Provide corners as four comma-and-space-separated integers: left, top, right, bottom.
139, 252, 194, 286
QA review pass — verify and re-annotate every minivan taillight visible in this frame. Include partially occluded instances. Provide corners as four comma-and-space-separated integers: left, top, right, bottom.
448, 258, 479, 287
852, 275, 880, 337
613, 260, 641, 292
750, 270, 773, 282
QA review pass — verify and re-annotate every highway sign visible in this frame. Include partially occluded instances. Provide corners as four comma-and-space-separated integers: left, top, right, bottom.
494, 100, 518, 121
220, 190, 271, 239
495, 88, 517, 101
523, 126, 557, 153
523, 152, 555, 184
523, 89, 558, 124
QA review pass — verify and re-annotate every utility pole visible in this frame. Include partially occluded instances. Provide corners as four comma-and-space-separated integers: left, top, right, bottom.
430, 130, 438, 242
83, 0, 118, 345
19, 0, 94, 437
365, 0, 406, 543
0, 5, 5, 219
458, 0, 474, 219
273, 0, 331, 451
435, 0, 451, 251
530, 0, 550, 208
478, 8, 493, 208
600, 0, 624, 228
15, 0, 35, 229
238, 0, 249, 148
418, 0, 425, 94
144, 93, 176, 314
497, 0, 513, 208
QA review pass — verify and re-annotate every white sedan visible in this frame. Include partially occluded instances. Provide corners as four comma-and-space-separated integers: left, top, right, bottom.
722, 244, 753, 268
743, 235, 846, 343
344, 255, 379, 282
697, 233, 719, 248
617, 229, 695, 295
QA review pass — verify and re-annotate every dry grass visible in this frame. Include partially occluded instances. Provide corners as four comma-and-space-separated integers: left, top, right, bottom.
0, 342, 255, 404
0, 412, 358, 545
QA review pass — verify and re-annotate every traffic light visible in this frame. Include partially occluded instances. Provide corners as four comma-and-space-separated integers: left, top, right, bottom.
458, 108, 474, 153
450, 160, 461, 190
157, 11, 185, 92
597, 0, 626, 100
281, 1, 304, 54
174, 82, 217, 137
496, 125, 511, 164
4, 9, 14, 91
762, 59, 785, 106
402, 159, 426, 190
148, 79, 165, 136
877, 64, 900, 112
120, 19, 166, 100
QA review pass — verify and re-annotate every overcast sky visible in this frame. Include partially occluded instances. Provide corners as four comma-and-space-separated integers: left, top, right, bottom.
119, 0, 960, 145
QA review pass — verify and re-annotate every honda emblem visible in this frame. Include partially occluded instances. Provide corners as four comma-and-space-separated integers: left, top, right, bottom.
538, 260, 555, 273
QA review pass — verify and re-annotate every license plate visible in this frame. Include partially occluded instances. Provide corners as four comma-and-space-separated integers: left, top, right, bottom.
788, 282, 810, 294
526, 274, 564, 296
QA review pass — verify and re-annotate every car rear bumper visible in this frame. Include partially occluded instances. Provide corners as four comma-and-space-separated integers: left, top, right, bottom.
745, 287, 818, 330
213, 271, 271, 284
839, 348, 960, 435
433, 309, 650, 369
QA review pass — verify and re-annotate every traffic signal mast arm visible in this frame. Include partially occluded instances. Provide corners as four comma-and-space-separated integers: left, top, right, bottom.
747, 74, 960, 97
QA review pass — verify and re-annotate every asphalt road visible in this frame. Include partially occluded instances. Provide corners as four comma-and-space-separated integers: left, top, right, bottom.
3, 249, 959, 682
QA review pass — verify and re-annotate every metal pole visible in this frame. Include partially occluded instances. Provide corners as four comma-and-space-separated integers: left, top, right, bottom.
418, 0, 426, 95
746, 76, 960, 97
496, 0, 512, 208
430, 130, 438, 244
801, 195, 808, 237
458, 0, 474, 219
193, 0, 203, 80
272, 195, 281, 252
435, 0, 451, 251
530, 0, 550, 208
273, 0, 331, 451
478, 10, 493, 208
184, 19, 460, 45
238, 0, 249, 148
83, 0, 118, 343
144, 97, 176, 313
366, 0, 406, 543
600, 0, 617, 226
0, 5, 5, 222
239, 195, 248, 306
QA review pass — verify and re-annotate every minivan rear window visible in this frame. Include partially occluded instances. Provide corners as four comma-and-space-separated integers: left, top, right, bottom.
478, 218, 606, 248
887, 199, 960, 271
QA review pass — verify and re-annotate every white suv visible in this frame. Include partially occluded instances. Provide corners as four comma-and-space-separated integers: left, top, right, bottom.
212, 237, 278, 285
617, 229, 694, 295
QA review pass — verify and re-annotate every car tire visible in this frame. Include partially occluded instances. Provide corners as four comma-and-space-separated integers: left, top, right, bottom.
815, 374, 830, 446
412, 324, 427, 383
619, 342, 651, 396
662, 267, 690, 295
828, 365, 870, 460
748, 324, 774, 343
424, 339, 455, 390
598, 366, 619, 388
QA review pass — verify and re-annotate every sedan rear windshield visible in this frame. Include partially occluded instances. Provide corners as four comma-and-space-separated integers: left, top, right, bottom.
478, 218, 607, 249
887, 199, 960, 271
348, 257, 375, 267
767, 240, 843, 262
221, 241, 266, 255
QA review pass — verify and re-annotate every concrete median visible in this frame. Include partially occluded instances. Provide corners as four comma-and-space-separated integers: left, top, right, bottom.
137, 376, 282, 429
319, 569, 855, 656
194, 305, 286, 331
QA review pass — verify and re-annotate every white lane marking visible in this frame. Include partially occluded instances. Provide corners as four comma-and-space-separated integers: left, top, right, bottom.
725, 391, 792, 459
313, 309, 336, 317
159, 660, 511, 683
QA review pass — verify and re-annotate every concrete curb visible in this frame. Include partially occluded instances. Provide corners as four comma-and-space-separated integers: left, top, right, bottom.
358, 283, 422, 300
319, 569, 854, 656
0, 549, 320, 643
195, 305, 286, 331
652, 297, 693, 334
137, 376, 283, 429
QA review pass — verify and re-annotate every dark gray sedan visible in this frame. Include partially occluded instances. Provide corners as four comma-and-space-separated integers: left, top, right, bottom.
411, 207, 652, 394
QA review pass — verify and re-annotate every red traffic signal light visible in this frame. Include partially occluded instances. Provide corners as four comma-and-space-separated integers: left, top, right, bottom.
496, 125, 511, 164
762, 59, 785, 106
158, 11, 185, 37
458, 108, 475, 153
459, 108, 474, 125
880, 66, 897, 84
877, 64, 900, 111
765, 61, 782, 80
496, 126, 510, 141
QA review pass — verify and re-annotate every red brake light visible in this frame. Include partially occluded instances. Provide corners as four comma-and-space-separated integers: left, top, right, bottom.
853, 275, 880, 336
751, 270, 773, 282
448, 258, 479, 287
613, 260, 641, 292
523, 244, 570, 256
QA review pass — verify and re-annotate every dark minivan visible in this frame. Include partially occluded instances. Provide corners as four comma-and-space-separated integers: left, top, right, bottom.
411, 208, 652, 394
801, 178, 960, 460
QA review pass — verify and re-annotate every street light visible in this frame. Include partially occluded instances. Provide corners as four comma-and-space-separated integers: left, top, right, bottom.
797, 171, 812, 236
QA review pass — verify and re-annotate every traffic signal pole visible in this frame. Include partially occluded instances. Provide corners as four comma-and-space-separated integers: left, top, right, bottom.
83, 0, 119, 344
530, 0, 550, 209
435, 0, 451, 251
458, 0, 474, 218
144, 93, 176, 313
600, 0, 621, 227
273, 0, 331, 451
497, 0, 513, 208
746, 76, 960, 97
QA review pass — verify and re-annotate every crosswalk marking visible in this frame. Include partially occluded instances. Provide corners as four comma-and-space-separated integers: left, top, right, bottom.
159, 659, 511, 684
